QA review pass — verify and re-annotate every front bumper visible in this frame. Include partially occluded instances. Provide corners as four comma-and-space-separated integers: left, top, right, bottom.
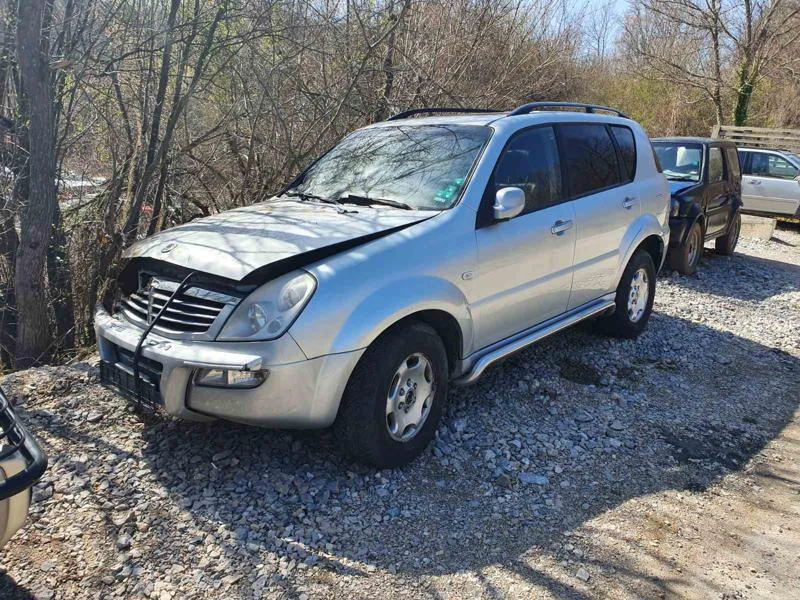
95, 306, 363, 428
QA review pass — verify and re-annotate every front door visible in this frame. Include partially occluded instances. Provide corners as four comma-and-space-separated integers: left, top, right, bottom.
472, 126, 575, 350
743, 151, 800, 216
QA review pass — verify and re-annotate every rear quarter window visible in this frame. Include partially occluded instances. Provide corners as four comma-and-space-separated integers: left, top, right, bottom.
725, 147, 741, 179
559, 123, 622, 198
708, 147, 725, 183
610, 126, 636, 181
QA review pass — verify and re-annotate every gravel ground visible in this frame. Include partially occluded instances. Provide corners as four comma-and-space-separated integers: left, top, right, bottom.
1, 225, 798, 599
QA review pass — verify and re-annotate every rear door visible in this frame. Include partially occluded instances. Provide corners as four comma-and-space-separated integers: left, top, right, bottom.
743, 151, 800, 216
562, 122, 639, 310
472, 125, 576, 349
704, 146, 730, 237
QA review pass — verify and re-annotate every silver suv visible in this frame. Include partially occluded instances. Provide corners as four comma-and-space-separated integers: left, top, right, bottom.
96, 102, 669, 467
737, 147, 800, 217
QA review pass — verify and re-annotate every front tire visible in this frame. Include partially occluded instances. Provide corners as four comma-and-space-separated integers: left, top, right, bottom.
714, 211, 740, 256
669, 221, 703, 274
596, 249, 656, 339
334, 322, 448, 468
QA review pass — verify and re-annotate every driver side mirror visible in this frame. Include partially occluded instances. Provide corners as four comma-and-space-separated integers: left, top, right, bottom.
493, 187, 526, 221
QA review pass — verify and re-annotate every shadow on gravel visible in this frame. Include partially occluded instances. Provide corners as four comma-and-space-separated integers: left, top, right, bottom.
0, 574, 36, 600
683, 248, 800, 302
123, 308, 799, 598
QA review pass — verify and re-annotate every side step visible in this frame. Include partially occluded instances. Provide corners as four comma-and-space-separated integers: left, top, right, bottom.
453, 297, 616, 386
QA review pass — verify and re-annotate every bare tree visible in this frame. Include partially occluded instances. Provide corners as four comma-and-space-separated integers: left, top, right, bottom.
624, 0, 800, 125
14, 0, 60, 367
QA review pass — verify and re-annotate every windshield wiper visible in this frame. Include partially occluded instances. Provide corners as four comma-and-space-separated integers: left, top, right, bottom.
285, 190, 337, 204
337, 194, 413, 210
666, 176, 698, 182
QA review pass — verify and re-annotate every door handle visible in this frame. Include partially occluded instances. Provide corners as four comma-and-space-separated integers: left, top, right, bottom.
551, 219, 573, 235
622, 196, 636, 209
748, 179, 761, 185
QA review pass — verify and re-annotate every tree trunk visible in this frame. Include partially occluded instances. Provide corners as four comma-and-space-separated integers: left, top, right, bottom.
374, 8, 398, 122
14, 0, 58, 368
47, 202, 75, 353
122, 0, 180, 242
733, 65, 754, 126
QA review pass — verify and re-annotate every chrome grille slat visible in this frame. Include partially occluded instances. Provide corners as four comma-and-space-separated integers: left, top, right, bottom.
127, 295, 217, 322
119, 276, 240, 337
136, 290, 226, 312
120, 308, 201, 335
124, 299, 216, 328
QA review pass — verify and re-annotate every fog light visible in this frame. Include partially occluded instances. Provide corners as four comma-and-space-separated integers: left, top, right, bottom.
194, 368, 268, 389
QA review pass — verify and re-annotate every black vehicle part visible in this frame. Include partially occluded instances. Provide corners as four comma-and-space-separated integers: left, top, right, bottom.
386, 107, 501, 121
129, 271, 196, 408
670, 203, 704, 248
715, 211, 741, 255
0, 387, 48, 500
508, 102, 628, 118
387, 103, 628, 121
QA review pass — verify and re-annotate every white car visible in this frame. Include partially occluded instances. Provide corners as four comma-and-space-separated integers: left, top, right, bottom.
737, 147, 800, 217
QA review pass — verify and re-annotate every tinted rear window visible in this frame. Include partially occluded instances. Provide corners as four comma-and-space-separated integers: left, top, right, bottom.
708, 147, 724, 183
610, 126, 636, 181
559, 124, 621, 197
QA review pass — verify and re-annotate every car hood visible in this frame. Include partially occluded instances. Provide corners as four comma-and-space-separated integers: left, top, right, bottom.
668, 180, 699, 196
124, 198, 436, 281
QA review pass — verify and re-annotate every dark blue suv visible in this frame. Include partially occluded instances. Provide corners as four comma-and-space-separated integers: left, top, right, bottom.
652, 137, 743, 274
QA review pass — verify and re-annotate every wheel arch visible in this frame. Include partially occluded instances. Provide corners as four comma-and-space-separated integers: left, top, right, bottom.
638, 234, 665, 273
303, 274, 474, 363
615, 215, 669, 286
376, 309, 465, 377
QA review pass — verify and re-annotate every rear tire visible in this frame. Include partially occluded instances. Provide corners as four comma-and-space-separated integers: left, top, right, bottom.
714, 211, 740, 256
596, 249, 656, 339
334, 322, 448, 468
668, 221, 702, 274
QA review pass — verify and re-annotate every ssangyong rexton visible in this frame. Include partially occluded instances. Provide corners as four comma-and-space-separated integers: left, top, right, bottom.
97, 102, 670, 467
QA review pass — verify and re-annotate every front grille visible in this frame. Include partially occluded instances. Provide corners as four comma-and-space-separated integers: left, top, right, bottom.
118, 276, 239, 337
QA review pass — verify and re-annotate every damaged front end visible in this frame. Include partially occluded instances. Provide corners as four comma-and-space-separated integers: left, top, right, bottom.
97, 197, 432, 417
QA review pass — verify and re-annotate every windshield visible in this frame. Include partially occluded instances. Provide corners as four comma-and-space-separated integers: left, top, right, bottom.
288, 124, 491, 210
653, 143, 703, 182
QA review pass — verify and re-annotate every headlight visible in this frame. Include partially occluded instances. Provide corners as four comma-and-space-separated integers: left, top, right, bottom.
670, 199, 680, 217
217, 271, 316, 341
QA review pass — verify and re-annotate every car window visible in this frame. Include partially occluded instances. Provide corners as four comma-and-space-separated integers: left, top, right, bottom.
756, 154, 798, 179
290, 124, 491, 210
708, 147, 724, 183
559, 124, 622, 197
610, 126, 636, 182
491, 126, 563, 214
653, 142, 702, 182
725, 147, 741, 179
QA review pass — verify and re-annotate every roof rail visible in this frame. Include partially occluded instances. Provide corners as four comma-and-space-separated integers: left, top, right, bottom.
508, 102, 628, 118
386, 107, 502, 121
